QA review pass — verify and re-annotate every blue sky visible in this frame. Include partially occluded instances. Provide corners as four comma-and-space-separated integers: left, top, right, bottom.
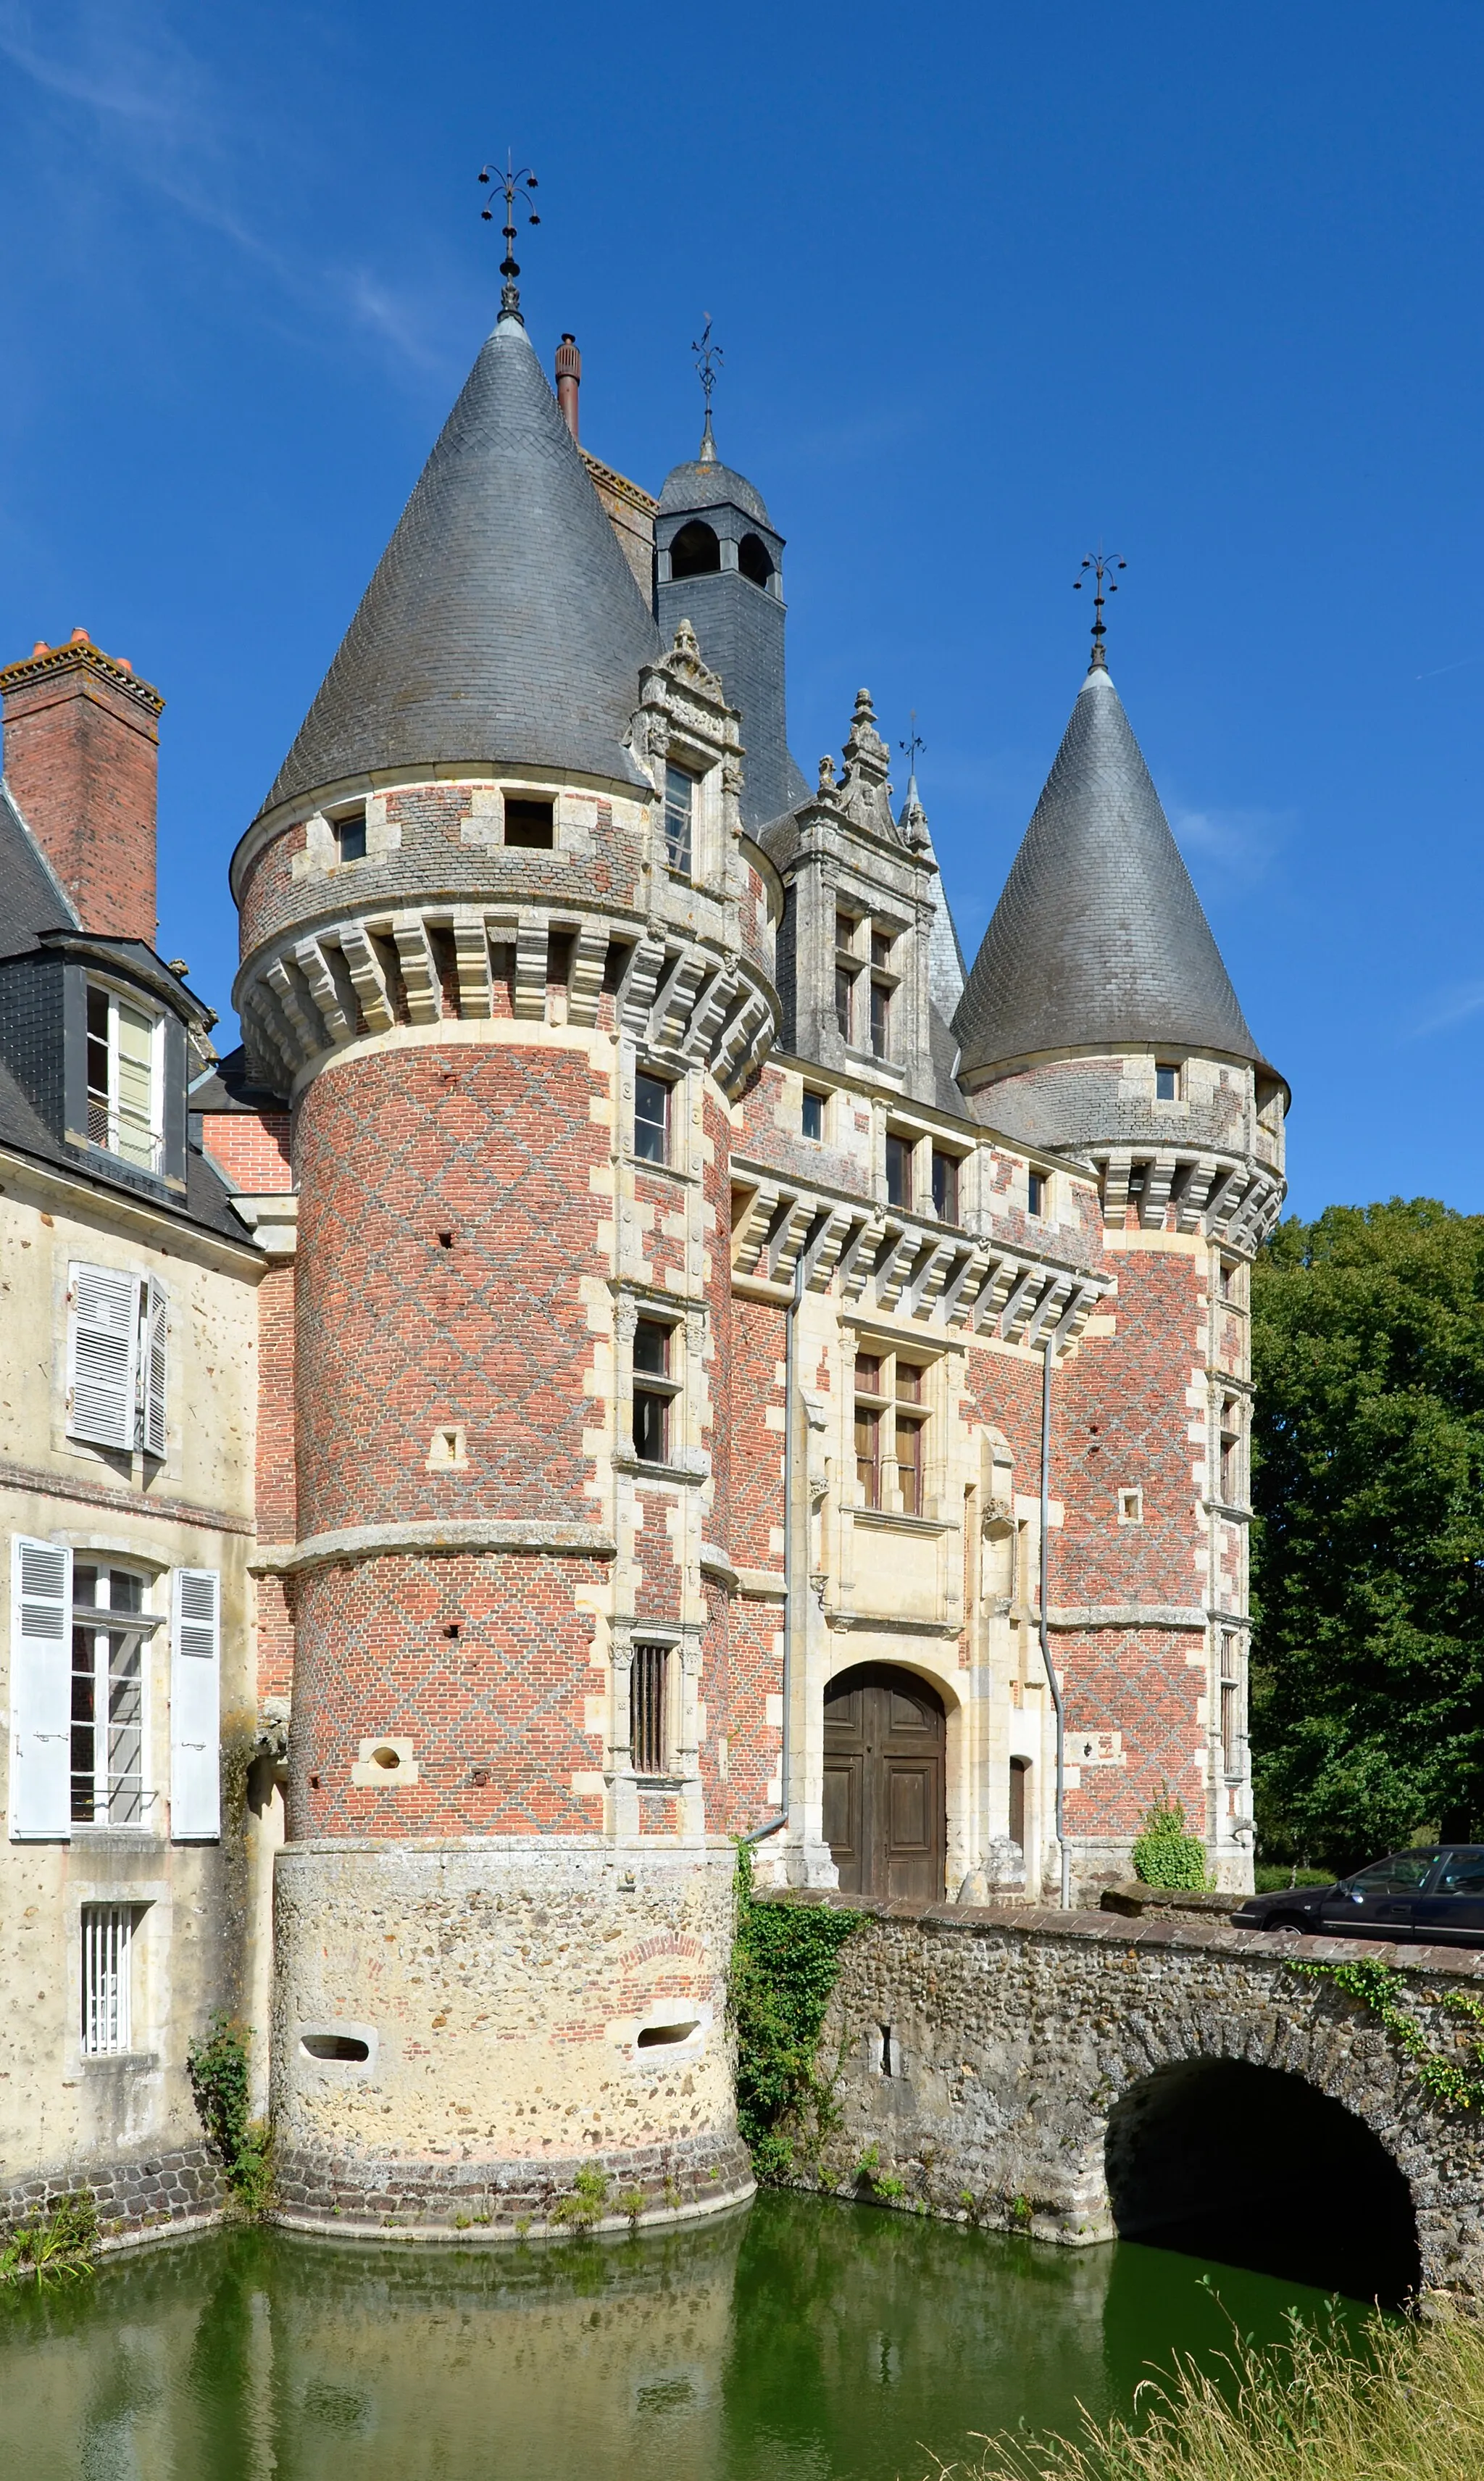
1, 1, 1481, 1219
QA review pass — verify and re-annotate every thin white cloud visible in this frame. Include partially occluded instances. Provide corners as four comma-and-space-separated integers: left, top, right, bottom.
1407, 981, 1484, 1040
1170, 801, 1293, 888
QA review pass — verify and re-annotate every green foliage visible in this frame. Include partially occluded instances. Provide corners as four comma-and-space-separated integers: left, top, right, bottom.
0, 2190, 96, 2286
1130, 1795, 1211, 1890
728, 1844, 862, 2184
1251, 1200, 1484, 1871
1252, 1864, 1334, 1892
186, 2014, 272, 2214
549, 2166, 610, 2230
853, 2144, 906, 2201
1290, 1956, 1484, 2114
941, 2298, 1484, 2481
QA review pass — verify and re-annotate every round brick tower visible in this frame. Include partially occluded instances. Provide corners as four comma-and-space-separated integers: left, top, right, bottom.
232, 304, 778, 2234
952, 651, 1287, 1897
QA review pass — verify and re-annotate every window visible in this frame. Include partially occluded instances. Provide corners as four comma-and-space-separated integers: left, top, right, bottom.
663, 765, 696, 872
334, 807, 367, 863
70, 1565, 149, 1826
801, 1090, 824, 1142
931, 1150, 959, 1223
669, 520, 720, 579
895, 1366, 925, 1515
869, 978, 891, 1058
885, 1131, 911, 1209
1009, 1756, 1030, 1850
634, 1073, 671, 1165
1155, 1063, 1182, 1102
1117, 1487, 1143, 1525
738, 532, 773, 588
81, 1903, 136, 2056
834, 965, 856, 1044
1347, 1853, 1435, 1894
870, 931, 893, 973
67, 1265, 167, 1456
854, 1347, 933, 1516
630, 1643, 672, 1777
633, 1318, 679, 1465
1220, 1632, 1243, 1780
504, 796, 554, 849
1220, 1402, 1241, 1501
1027, 1170, 1047, 1218
86, 982, 162, 1171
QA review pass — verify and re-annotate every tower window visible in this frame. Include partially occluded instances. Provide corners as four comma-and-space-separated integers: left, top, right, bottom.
835, 966, 856, 1044
334, 807, 367, 863
801, 1090, 824, 1142
869, 978, 891, 1058
931, 1149, 959, 1223
86, 982, 163, 1172
663, 765, 696, 873
630, 1643, 672, 1777
738, 532, 773, 589
504, 797, 554, 849
1117, 1488, 1143, 1525
635, 1073, 671, 1165
1027, 1170, 1047, 1218
669, 520, 721, 579
1155, 1062, 1182, 1102
633, 1318, 679, 1465
884, 1131, 911, 1209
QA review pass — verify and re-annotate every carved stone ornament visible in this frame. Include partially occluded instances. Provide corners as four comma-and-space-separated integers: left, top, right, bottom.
614, 1297, 640, 1345
837, 688, 898, 842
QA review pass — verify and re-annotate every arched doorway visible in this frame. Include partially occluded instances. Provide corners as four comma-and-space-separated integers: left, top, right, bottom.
1105, 2058, 1422, 2305
822, 1664, 946, 1901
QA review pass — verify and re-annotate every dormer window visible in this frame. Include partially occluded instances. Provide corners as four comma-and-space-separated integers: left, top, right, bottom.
86, 983, 162, 1173
334, 807, 367, 863
663, 765, 696, 873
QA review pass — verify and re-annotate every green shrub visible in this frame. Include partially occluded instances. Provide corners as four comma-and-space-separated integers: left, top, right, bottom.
550, 2166, 610, 2231
728, 1845, 862, 2184
0, 2190, 96, 2285
1254, 1863, 1334, 1892
186, 2014, 272, 2214
1130, 1795, 1211, 1890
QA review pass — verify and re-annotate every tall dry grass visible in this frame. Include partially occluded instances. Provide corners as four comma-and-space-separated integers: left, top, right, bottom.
931, 2301, 1484, 2481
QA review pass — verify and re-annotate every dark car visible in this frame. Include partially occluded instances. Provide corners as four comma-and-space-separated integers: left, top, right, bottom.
1230, 1845, 1484, 1947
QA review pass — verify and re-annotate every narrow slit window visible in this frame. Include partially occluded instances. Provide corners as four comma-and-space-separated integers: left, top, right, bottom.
869, 977, 891, 1058
931, 1149, 959, 1223
504, 797, 554, 849
885, 1132, 910, 1209
634, 1073, 670, 1165
81, 1903, 136, 2056
834, 966, 856, 1044
663, 765, 696, 872
801, 1090, 824, 1142
1117, 1488, 1143, 1525
630, 1643, 670, 1777
1009, 1756, 1029, 1850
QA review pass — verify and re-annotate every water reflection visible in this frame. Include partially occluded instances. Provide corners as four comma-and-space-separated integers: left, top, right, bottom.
0, 2193, 1367, 2481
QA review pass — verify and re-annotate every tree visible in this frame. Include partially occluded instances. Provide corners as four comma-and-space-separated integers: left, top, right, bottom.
1250, 1198, 1484, 1873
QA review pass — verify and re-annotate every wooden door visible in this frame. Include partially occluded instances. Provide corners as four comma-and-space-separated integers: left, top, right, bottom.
822, 1663, 946, 1900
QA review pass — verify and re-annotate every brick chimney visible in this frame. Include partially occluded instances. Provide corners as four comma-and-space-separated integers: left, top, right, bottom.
0, 628, 164, 945
555, 333, 580, 442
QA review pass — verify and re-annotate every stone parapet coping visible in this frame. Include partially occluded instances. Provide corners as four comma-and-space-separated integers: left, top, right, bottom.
766, 1887, 1484, 1981
251, 1517, 617, 1575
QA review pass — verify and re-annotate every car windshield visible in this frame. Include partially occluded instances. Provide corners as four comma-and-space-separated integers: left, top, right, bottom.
1346, 1853, 1436, 1893
1435, 1850, 1484, 1894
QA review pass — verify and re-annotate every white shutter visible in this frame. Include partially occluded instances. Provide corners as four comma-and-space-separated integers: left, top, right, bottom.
68, 1265, 141, 1450
10, 1537, 72, 1840
170, 1568, 220, 1840
141, 1281, 168, 1459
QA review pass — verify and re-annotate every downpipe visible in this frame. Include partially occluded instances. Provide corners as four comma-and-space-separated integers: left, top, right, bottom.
742, 1252, 806, 1850
1038, 1337, 1072, 1910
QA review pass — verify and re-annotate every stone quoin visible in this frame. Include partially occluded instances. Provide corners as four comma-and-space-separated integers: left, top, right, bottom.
0, 272, 1287, 2244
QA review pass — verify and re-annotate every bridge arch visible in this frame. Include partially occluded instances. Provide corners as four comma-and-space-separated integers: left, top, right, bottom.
1104, 2055, 1422, 2305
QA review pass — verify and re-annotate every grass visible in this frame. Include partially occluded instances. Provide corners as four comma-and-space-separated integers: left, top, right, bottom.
930, 2301, 1484, 2481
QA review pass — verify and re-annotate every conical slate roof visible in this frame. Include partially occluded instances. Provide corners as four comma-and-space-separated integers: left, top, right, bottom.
259, 314, 662, 819
953, 663, 1264, 1076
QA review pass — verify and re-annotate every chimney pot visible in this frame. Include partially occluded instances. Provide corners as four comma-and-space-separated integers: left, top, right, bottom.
0, 633, 163, 942
554, 332, 581, 444
31, 640, 49, 657
70, 626, 91, 644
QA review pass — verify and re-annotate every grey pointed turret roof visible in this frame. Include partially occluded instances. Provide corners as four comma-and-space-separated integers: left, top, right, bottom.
259, 315, 662, 820
953, 663, 1265, 1077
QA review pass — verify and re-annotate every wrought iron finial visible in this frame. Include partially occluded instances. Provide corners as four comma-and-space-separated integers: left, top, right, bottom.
478, 151, 540, 324
899, 710, 926, 793
1073, 549, 1126, 670
691, 313, 724, 462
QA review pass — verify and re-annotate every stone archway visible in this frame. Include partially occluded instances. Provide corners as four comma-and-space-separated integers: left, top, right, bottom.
1105, 2057, 1421, 2304
822, 1663, 946, 1901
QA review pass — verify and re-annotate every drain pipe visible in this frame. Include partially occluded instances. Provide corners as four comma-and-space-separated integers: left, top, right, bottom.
1038, 1336, 1071, 1910
743, 1251, 806, 1850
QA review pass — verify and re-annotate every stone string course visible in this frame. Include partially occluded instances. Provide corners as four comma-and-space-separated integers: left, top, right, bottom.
0, 2144, 225, 2253
272, 2128, 753, 2239
771, 1892, 1484, 2308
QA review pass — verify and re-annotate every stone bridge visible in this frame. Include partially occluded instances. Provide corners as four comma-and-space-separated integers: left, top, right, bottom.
773, 1892, 1484, 2310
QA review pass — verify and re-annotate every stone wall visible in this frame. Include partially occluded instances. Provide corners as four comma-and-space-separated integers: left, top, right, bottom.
775, 1891, 1484, 2307
0, 2143, 224, 2253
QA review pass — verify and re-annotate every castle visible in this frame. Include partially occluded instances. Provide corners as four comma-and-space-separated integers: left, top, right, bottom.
0, 282, 1285, 2241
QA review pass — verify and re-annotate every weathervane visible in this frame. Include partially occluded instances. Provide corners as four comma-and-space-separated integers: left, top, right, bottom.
691, 314, 723, 460
478, 151, 540, 324
899, 710, 926, 784
1073, 549, 1126, 668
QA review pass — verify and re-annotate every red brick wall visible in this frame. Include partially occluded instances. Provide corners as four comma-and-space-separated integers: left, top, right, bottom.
0, 641, 161, 942
201, 1112, 292, 1193
293, 1042, 606, 1537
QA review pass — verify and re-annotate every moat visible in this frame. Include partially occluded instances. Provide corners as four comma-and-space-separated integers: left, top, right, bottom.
0, 2193, 1370, 2481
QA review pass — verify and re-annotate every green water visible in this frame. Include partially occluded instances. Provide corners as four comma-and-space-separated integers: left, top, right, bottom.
0, 2194, 1367, 2481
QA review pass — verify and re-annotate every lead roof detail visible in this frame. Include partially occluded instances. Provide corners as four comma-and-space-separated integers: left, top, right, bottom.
953, 663, 1269, 1079
259, 314, 663, 822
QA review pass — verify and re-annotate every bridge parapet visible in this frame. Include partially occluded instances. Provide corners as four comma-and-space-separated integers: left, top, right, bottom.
763, 1891, 1484, 2308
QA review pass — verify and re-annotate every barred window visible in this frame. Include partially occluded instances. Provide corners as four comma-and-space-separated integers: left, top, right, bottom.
630, 1643, 670, 1778
81, 1903, 136, 2056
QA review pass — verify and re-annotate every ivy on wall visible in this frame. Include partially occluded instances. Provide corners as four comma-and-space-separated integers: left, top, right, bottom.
728, 1847, 862, 2185
186, 2015, 273, 2213
1291, 1958, 1484, 2114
